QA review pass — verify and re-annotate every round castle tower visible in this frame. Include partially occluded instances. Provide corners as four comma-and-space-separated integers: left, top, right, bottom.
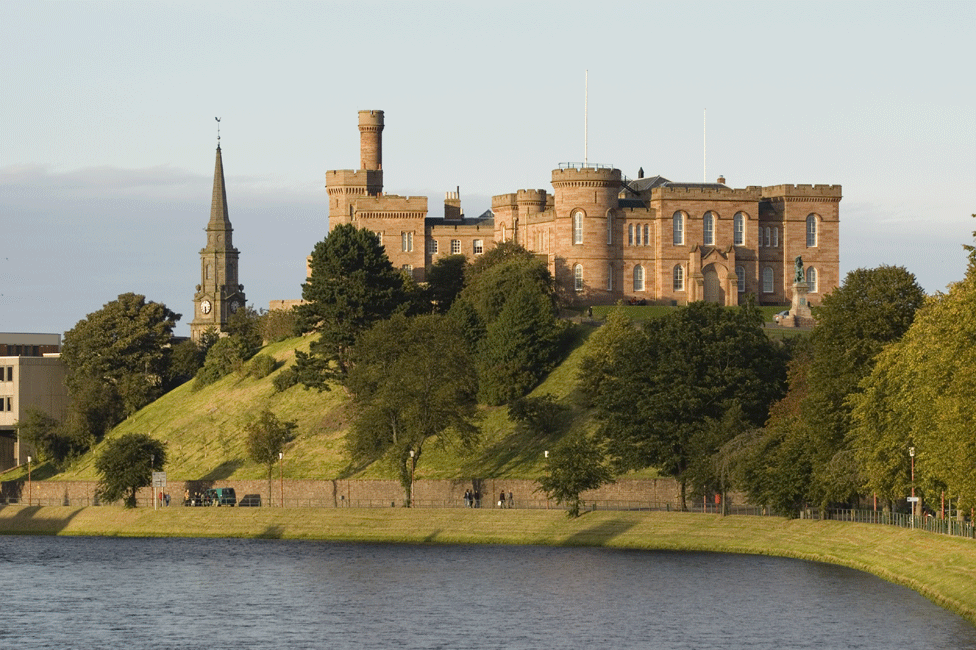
550, 166, 622, 298
359, 110, 384, 171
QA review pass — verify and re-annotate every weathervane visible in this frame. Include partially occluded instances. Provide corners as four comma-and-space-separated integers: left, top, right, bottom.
215, 116, 221, 146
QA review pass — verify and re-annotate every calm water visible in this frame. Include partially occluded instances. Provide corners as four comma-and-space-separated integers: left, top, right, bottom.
0, 535, 973, 649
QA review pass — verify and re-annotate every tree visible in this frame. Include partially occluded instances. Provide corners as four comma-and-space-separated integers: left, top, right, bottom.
193, 336, 251, 389
61, 293, 180, 444
224, 303, 265, 357
851, 223, 976, 513
15, 407, 77, 468
424, 254, 467, 313
537, 433, 614, 518
294, 225, 408, 389
345, 313, 479, 503
94, 433, 166, 507
594, 301, 788, 510
245, 410, 297, 505
577, 305, 639, 406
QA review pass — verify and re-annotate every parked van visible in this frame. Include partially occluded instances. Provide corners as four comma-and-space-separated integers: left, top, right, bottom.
204, 487, 237, 507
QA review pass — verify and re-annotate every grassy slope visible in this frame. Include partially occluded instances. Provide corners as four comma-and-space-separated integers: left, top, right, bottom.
9, 306, 798, 484
2, 506, 974, 626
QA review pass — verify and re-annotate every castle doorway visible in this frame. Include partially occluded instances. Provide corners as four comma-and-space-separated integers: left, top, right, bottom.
703, 266, 724, 304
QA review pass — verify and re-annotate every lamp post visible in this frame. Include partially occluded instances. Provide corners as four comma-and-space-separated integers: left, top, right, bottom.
151, 454, 156, 511
544, 451, 549, 510
279, 451, 283, 508
27, 455, 32, 506
408, 450, 415, 507
909, 446, 916, 526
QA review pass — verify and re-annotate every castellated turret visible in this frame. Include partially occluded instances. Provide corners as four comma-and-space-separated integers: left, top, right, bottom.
359, 110, 384, 171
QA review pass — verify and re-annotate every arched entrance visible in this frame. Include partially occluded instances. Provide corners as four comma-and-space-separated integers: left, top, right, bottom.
703, 265, 724, 304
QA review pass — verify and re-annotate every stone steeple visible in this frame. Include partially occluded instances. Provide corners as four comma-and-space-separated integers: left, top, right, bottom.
191, 145, 245, 342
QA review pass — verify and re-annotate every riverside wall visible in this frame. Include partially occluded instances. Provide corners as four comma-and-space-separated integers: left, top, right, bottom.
1, 477, 684, 509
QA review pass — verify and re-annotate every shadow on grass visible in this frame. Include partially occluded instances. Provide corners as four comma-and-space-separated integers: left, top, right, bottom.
257, 525, 284, 539
0, 504, 85, 535
560, 516, 638, 547
200, 459, 245, 481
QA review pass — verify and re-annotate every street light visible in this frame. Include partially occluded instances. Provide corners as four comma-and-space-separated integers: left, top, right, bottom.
909, 446, 916, 525
27, 455, 32, 506
408, 450, 415, 507
279, 451, 284, 508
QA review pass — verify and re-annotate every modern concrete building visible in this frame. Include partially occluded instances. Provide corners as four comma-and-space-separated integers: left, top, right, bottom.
0, 333, 69, 472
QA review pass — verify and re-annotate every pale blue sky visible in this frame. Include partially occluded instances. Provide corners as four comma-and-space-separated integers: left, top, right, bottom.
2, 1, 974, 337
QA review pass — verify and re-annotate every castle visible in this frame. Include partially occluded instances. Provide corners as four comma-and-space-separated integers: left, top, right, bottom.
196, 109, 841, 336
324, 110, 840, 307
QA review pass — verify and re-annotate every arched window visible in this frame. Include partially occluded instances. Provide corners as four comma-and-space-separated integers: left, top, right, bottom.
673, 212, 684, 246
806, 266, 818, 293
633, 265, 644, 291
703, 212, 715, 246
628, 224, 634, 246
673, 265, 684, 291
807, 214, 818, 247
736, 265, 745, 292
643, 224, 649, 246
500, 223, 507, 242
772, 227, 779, 248
763, 267, 774, 293
607, 263, 614, 291
607, 212, 613, 244
574, 264, 583, 291
573, 211, 584, 245
734, 212, 745, 246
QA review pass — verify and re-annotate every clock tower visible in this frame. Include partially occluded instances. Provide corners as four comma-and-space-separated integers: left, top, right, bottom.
191, 144, 245, 342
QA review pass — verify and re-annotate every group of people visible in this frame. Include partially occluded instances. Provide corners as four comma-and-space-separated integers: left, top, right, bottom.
462, 489, 515, 508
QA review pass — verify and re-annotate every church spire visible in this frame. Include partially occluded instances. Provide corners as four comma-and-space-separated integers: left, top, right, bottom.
208, 145, 232, 231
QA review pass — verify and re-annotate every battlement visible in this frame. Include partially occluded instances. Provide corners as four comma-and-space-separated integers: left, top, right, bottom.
516, 189, 548, 203
358, 109, 384, 128
326, 169, 384, 187
353, 194, 428, 216
761, 184, 842, 200
551, 166, 622, 186
492, 193, 518, 209
653, 185, 762, 201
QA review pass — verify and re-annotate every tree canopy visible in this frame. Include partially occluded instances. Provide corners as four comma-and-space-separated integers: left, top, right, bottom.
94, 433, 166, 508
345, 313, 479, 500
245, 409, 297, 505
589, 300, 788, 509
61, 293, 180, 445
294, 225, 409, 389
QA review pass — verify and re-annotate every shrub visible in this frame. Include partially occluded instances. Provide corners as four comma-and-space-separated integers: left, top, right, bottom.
248, 354, 277, 379
272, 367, 299, 393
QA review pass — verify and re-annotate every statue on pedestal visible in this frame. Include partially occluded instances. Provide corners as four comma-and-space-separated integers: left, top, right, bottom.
794, 256, 804, 283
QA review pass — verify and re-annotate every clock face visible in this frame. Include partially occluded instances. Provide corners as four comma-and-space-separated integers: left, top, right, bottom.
201, 300, 212, 315
230, 301, 240, 314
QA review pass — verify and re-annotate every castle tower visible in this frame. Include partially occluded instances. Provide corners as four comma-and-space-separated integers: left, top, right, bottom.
326, 110, 385, 231
191, 145, 245, 342
550, 166, 622, 298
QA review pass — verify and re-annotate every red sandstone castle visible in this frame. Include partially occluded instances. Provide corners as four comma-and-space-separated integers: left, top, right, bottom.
325, 110, 840, 307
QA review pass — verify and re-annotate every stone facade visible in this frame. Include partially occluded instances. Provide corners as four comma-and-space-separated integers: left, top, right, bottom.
322, 111, 841, 307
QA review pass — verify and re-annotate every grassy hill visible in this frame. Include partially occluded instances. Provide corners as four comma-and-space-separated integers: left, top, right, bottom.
13, 304, 800, 484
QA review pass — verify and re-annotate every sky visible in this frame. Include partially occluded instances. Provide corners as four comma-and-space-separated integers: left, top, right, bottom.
2, 0, 974, 338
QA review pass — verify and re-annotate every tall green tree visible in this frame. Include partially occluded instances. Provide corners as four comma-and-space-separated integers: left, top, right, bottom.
294, 225, 408, 389
851, 224, 976, 512
345, 313, 479, 503
61, 293, 180, 444
94, 433, 166, 508
245, 410, 297, 505
15, 407, 77, 468
594, 301, 788, 509
424, 254, 467, 313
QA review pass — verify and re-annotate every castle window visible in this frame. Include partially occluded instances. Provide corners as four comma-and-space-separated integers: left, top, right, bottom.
773, 227, 779, 248
673, 212, 684, 246
734, 212, 745, 246
451, 240, 461, 255
806, 266, 818, 293
635, 223, 642, 246
807, 214, 818, 247
428, 239, 438, 255
643, 224, 649, 246
673, 265, 684, 291
763, 267, 774, 293
574, 264, 584, 291
634, 265, 644, 292
401, 231, 413, 252
703, 212, 715, 246
606, 212, 613, 245
473, 239, 484, 255
607, 263, 614, 291
401, 264, 413, 273
765, 227, 771, 248
628, 224, 634, 246
573, 211, 584, 245
736, 265, 745, 292
377, 231, 383, 246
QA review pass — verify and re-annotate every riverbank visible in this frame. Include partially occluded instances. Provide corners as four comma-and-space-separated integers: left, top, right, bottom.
3, 505, 974, 626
